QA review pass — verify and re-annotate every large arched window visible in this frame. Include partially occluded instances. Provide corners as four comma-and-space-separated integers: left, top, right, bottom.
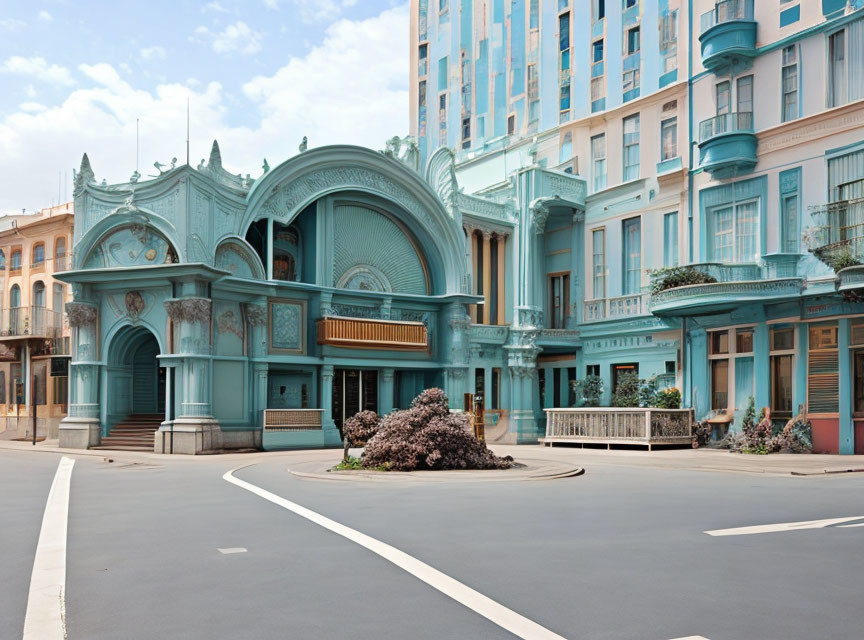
32, 281, 46, 307
54, 237, 66, 271
9, 284, 20, 308
0, 249, 5, 271
32, 243, 45, 267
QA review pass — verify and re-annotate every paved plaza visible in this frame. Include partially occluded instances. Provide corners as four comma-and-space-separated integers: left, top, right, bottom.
3, 443, 864, 640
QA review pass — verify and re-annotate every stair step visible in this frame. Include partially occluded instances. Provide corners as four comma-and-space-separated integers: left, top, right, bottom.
91, 445, 153, 452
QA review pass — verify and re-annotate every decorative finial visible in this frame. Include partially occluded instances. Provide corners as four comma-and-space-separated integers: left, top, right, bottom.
208, 140, 222, 168
170, 157, 177, 169
100, 178, 108, 186
197, 158, 206, 171
130, 170, 140, 184
299, 136, 308, 153
262, 158, 270, 174
74, 153, 95, 191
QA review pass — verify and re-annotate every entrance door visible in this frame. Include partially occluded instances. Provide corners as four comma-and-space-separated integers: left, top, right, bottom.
332, 369, 378, 430
132, 337, 163, 414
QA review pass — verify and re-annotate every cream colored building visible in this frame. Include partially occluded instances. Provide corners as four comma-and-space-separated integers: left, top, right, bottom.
0, 202, 73, 439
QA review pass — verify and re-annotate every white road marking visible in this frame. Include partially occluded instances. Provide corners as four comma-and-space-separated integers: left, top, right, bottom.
224, 465, 565, 640
23, 456, 75, 640
668, 636, 711, 639
218, 547, 248, 554
706, 515, 864, 536
837, 522, 864, 528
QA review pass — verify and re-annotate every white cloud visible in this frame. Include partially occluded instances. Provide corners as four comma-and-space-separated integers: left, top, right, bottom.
19, 102, 46, 113
193, 21, 262, 56
38, 10, 53, 22
204, 1, 229, 12
1, 18, 26, 31
285, 0, 358, 23
0, 5, 410, 211
1, 56, 74, 86
140, 46, 167, 61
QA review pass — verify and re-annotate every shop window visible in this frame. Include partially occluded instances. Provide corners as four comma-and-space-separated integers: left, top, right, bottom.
567, 367, 577, 406
491, 368, 501, 410
586, 364, 600, 377
612, 363, 638, 394
771, 327, 795, 419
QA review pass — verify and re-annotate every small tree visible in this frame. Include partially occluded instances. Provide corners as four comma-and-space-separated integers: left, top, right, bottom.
361, 388, 512, 471
572, 375, 604, 407
612, 371, 643, 407
653, 387, 682, 409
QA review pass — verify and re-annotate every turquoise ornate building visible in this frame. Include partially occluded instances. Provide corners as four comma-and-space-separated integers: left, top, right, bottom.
58, 140, 586, 452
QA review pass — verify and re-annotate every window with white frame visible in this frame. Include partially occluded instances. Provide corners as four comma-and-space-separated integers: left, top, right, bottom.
622, 114, 640, 181
715, 81, 731, 115
736, 75, 754, 113
828, 30, 847, 108
664, 212, 679, 267
661, 117, 677, 161
591, 133, 607, 191
592, 228, 606, 298
709, 200, 759, 263
782, 45, 799, 122
622, 217, 641, 295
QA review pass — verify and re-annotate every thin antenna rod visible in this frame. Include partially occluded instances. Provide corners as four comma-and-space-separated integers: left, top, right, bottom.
186, 97, 190, 166
58, 172, 61, 206
136, 118, 140, 172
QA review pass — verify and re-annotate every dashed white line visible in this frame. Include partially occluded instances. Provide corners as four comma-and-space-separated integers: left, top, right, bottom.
224, 465, 566, 640
23, 456, 75, 640
218, 547, 248, 554
706, 515, 864, 536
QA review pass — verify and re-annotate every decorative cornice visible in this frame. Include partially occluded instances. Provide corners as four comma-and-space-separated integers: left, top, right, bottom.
66, 302, 98, 328
164, 297, 212, 324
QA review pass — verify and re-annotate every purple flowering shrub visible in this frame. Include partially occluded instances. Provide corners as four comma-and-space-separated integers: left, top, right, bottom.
342, 410, 380, 446
361, 388, 512, 471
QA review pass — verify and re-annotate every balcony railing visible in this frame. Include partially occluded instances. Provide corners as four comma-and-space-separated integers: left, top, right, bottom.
317, 316, 429, 351
583, 293, 648, 323
700, 0, 754, 33
0, 306, 62, 338
543, 408, 693, 449
809, 179, 864, 260
699, 112, 753, 142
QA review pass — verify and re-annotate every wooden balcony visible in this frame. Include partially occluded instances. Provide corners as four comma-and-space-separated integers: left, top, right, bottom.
542, 408, 693, 450
317, 316, 429, 351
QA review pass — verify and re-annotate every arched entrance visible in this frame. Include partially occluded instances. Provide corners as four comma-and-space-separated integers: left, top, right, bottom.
106, 326, 165, 425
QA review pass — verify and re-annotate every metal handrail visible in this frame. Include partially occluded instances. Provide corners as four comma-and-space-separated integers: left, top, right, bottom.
701, 0, 754, 33
699, 112, 753, 142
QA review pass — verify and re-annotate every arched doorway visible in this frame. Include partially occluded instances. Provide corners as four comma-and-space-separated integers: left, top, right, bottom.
106, 326, 165, 424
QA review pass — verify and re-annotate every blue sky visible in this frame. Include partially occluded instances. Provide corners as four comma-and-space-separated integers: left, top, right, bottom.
0, 0, 409, 211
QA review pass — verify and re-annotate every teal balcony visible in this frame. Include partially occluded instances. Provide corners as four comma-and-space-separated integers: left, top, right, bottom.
699, 0, 757, 72
649, 262, 803, 316
807, 179, 864, 267
698, 112, 757, 178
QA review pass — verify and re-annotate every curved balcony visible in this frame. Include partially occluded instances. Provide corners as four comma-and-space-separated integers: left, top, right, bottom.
698, 112, 757, 178
699, 0, 757, 72
649, 278, 803, 317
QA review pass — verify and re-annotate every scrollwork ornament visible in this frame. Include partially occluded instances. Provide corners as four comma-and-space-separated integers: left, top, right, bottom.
66, 303, 98, 328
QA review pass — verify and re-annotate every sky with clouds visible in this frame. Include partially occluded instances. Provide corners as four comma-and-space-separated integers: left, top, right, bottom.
0, 0, 409, 212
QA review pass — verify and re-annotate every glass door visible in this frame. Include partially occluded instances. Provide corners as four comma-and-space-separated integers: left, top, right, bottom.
333, 369, 379, 430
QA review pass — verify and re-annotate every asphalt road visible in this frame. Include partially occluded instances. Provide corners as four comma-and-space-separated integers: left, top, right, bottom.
2, 448, 863, 640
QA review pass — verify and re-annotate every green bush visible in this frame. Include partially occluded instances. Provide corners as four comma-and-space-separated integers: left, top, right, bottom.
653, 387, 682, 409
612, 371, 643, 407
649, 266, 718, 294
824, 247, 862, 272
571, 375, 604, 407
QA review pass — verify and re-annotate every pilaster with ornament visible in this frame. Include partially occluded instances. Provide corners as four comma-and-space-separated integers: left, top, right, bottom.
165, 297, 213, 418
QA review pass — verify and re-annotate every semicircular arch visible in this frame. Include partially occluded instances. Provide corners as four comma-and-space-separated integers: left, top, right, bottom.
76, 208, 182, 270
214, 236, 266, 280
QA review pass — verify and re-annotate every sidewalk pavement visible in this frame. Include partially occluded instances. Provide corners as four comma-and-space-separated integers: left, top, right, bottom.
3, 437, 864, 477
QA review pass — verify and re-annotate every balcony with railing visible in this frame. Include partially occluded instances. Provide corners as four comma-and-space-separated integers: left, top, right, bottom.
699, 0, 756, 71
0, 306, 63, 339
583, 293, 649, 323
316, 316, 429, 351
649, 262, 803, 316
542, 408, 693, 450
808, 179, 864, 270
698, 112, 757, 178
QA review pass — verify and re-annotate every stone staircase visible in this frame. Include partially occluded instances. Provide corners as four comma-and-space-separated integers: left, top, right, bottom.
92, 414, 163, 452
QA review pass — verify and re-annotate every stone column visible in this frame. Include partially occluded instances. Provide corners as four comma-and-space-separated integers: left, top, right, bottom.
245, 301, 269, 448
496, 233, 507, 325
754, 322, 770, 411
482, 230, 492, 325
444, 303, 471, 402
319, 364, 341, 445
156, 297, 219, 454
59, 302, 101, 449
379, 368, 395, 415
